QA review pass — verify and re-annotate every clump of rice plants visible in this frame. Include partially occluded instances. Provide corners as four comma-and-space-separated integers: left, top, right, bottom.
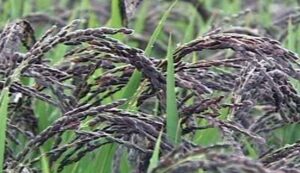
1, 0, 300, 173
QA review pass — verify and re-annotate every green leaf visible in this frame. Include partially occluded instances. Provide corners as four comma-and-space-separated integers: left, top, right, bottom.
147, 129, 163, 173
121, 0, 178, 103
0, 87, 9, 172
93, 144, 117, 173
109, 0, 124, 40
166, 35, 181, 145
40, 148, 51, 173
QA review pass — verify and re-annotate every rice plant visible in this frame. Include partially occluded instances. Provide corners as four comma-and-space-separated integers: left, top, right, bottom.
1, 0, 300, 173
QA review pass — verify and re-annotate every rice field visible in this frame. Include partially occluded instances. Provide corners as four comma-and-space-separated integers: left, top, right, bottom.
1, 0, 300, 172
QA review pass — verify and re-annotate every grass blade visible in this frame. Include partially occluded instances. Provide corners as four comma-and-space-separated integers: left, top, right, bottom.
133, 1, 151, 36
121, 0, 178, 102
0, 87, 9, 172
166, 35, 180, 144
40, 148, 51, 173
110, 0, 122, 27
92, 1, 125, 172
108, 0, 123, 40
144, 1, 177, 56
147, 129, 163, 173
